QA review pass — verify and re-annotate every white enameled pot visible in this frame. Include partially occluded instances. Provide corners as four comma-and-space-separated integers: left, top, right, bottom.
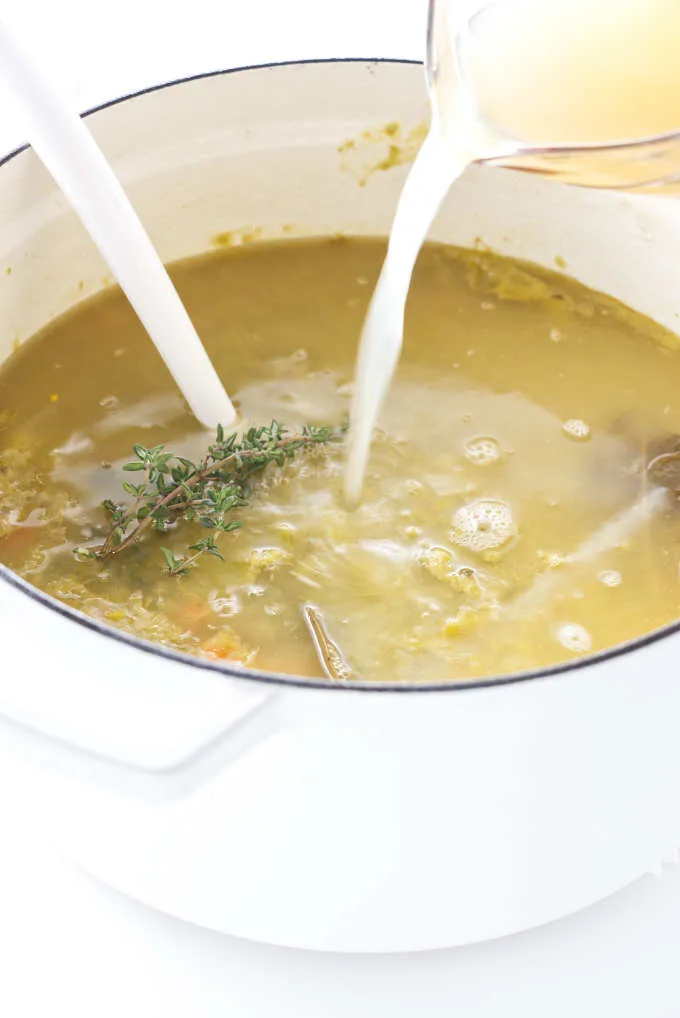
1, 60, 680, 954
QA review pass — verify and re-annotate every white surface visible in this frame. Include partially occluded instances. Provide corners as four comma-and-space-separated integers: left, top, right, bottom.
0, 0, 424, 153
1, 0, 680, 1013
2, 759, 680, 1018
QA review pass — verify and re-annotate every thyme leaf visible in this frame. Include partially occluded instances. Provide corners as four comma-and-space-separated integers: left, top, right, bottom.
79, 420, 340, 575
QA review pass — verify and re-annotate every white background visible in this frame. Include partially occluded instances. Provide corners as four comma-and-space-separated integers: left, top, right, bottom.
1, 1, 680, 1015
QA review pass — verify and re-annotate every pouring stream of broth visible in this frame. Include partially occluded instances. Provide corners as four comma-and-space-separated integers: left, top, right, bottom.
345, 0, 680, 503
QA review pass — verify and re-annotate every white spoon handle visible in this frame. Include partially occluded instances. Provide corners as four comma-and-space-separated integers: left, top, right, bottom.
0, 19, 236, 430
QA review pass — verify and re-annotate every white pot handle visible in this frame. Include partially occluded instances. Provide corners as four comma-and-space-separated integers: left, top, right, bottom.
0, 568, 280, 801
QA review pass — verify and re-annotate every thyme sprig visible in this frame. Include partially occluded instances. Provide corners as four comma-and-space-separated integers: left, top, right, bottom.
83, 420, 338, 576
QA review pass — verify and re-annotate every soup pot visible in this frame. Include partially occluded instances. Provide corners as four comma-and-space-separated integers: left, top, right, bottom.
1, 60, 680, 954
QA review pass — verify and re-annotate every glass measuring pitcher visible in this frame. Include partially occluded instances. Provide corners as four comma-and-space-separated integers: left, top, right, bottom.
428, 0, 680, 191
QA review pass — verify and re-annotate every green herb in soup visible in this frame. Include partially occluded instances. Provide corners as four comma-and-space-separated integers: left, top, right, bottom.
2, 237, 680, 682
85, 420, 340, 575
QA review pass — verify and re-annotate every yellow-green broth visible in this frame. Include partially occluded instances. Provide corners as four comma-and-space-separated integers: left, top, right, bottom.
1, 237, 680, 682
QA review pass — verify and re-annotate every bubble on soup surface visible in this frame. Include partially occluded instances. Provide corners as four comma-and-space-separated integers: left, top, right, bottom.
562, 418, 591, 442
464, 436, 501, 467
556, 622, 592, 653
450, 499, 516, 554
598, 569, 622, 588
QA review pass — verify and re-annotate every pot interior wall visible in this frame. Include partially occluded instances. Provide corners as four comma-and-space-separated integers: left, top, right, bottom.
0, 60, 679, 368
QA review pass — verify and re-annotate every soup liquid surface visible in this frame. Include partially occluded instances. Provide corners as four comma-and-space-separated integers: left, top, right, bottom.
1, 237, 680, 683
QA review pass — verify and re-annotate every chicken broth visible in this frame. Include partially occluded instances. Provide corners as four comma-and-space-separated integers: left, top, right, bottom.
1, 236, 680, 682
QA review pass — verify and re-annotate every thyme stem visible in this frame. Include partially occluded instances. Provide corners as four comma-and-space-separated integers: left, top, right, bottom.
84, 420, 340, 576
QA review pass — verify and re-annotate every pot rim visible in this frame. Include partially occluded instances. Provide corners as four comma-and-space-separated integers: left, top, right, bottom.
1, 56, 676, 694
